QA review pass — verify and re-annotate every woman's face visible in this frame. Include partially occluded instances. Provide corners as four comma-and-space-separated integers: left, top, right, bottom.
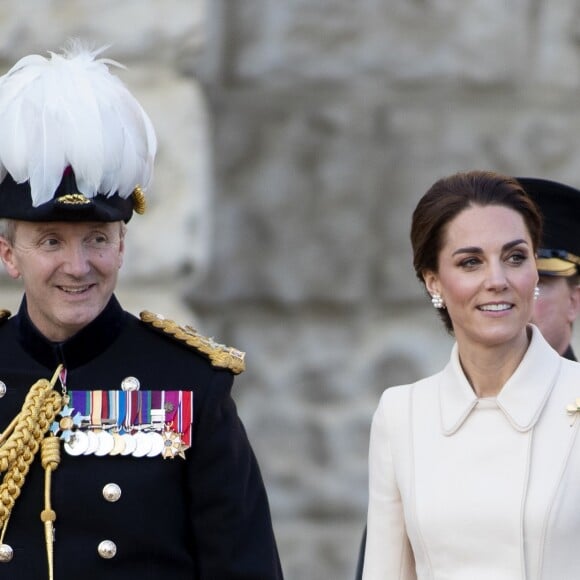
424, 204, 538, 350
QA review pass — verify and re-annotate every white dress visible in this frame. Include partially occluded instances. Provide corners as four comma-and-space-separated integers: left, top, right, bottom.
363, 325, 580, 580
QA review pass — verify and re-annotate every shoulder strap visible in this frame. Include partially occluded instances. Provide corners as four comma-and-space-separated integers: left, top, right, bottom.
139, 311, 246, 374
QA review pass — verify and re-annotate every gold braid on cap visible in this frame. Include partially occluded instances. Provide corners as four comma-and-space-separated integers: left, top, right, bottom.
140, 311, 246, 374
132, 185, 147, 215
55, 193, 91, 205
0, 366, 63, 579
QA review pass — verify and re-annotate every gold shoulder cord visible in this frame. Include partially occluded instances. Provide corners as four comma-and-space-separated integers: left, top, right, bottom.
0, 365, 63, 580
140, 311, 246, 374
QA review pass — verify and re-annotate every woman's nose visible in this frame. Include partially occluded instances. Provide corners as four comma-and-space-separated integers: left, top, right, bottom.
485, 262, 508, 290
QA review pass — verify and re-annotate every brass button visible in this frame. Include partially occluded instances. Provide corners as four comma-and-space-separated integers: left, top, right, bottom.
0, 382, 6, 398
0, 544, 13, 562
102, 483, 122, 503
97, 539, 117, 559
121, 376, 140, 391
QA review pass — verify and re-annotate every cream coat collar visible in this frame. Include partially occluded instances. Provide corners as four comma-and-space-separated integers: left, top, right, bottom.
439, 325, 562, 435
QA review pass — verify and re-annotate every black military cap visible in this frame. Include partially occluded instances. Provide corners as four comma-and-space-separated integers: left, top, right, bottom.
0, 170, 144, 223
0, 43, 156, 223
517, 177, 580, 277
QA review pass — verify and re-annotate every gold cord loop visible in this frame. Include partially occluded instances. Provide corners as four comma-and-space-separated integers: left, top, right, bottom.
0, 365, 63, 579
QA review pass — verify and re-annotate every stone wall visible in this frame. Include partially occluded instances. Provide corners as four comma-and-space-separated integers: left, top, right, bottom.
1, 2, 580, 579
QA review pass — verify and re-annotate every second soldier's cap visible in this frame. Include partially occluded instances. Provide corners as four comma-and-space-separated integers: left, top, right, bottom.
0, 41, 156, 223
516, 177, 580, 277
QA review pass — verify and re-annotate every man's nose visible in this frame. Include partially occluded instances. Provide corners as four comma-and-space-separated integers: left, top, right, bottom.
61, 243, 91, 276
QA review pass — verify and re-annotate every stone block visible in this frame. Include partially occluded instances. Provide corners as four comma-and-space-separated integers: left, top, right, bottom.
213, 0, 527, 86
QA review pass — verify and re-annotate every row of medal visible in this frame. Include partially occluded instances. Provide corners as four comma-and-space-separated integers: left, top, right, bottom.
50, 389, 194, 460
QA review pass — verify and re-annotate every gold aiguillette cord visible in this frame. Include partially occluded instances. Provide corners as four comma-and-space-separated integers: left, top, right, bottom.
0, 365, 63, 580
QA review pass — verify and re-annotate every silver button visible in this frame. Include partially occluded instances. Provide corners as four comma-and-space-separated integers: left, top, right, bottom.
121, 376, 140, 391
102, 483, 122, 503
0, 382, 6, 398
97, 539, 117, 559
0, 544, 13, 562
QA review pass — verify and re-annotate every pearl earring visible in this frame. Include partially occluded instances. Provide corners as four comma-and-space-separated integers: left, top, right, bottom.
431, 293, 445, 309
533, 286, 540, 300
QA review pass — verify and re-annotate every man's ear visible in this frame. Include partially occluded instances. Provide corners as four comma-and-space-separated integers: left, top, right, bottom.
568, 283, 580, 324
0, 236, 20, 279
117, 228, 125, 270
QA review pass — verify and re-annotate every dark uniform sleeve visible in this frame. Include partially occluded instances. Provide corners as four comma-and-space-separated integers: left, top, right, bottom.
188, 370, 283, 579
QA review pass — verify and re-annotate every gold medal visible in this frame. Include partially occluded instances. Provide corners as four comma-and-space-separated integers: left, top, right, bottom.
109, 433, 126, 456
162, 429, 187, 460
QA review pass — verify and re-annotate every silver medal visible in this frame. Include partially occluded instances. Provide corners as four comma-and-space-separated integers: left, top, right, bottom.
120, 433, 137, 456
132, 431, 152, 457
95, 431, 115, 456
64, 431, 89, 456
83, 430, 99, 455
146, 432, 164, 457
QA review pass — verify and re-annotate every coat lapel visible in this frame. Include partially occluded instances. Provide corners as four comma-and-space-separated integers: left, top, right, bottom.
439, 326, 562, 435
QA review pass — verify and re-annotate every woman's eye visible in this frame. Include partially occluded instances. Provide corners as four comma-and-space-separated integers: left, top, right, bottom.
460, 257, 480, 268
508, 253, 526, 264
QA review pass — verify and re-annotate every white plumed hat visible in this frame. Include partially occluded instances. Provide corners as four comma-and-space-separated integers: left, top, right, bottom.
0, 41, 157, 221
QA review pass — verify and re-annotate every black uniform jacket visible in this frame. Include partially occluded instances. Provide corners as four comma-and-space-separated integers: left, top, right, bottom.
0, 296, 283, 580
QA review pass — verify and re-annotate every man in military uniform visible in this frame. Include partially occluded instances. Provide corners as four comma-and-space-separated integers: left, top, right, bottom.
0, 44, 283, 579
517, 177, 580, 361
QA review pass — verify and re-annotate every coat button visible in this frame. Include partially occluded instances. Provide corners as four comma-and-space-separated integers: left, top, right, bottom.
97, 540, 117, 559
102, 483, 122, 502
0, 544, 13, 562
0, 382, 6, 398
121, 376, 140, 391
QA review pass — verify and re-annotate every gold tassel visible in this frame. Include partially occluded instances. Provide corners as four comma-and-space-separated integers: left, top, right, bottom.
41, 437, 61, 580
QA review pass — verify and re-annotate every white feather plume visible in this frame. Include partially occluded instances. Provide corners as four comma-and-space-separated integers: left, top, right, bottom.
0, 42, 157, 206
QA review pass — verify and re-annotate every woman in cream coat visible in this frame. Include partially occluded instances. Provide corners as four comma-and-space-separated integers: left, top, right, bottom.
363, 170, 580, 580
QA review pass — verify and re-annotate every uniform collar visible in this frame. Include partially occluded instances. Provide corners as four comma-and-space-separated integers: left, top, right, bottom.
16, 294, 126, 370
439, 325, 562, 435
562, 344, 577, 362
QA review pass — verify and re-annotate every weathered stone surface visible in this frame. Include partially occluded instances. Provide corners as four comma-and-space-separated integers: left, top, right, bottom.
194, 92, 387, 303
0, 0, 203, 64
218, 0, 528, 85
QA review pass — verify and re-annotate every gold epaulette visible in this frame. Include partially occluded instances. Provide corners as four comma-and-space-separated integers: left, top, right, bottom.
139, 311, 246, 375
0, 309, 10, 321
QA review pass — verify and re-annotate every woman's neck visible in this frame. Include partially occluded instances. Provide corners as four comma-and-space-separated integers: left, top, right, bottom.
456, 328, 532, 398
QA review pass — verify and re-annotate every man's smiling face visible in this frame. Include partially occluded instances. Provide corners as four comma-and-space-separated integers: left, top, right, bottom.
0, 220, 125, 341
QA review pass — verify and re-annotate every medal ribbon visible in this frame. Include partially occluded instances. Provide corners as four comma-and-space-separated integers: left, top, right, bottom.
117, 391, 126, 433
180, 391, 193, 447
165, 391, 180, 426
67, 390, 195, 448
91, 391, 102, 430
